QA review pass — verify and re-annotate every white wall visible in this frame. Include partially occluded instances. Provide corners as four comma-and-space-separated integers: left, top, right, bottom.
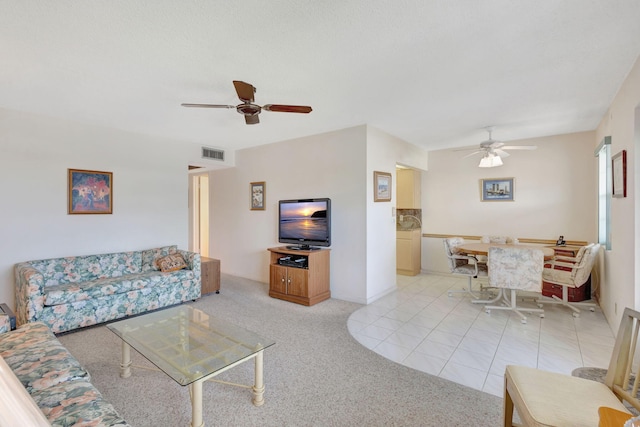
208, 126, 369, 303
595, 55, 640, 328
422, 131, 598, 274
365, 126, 429, 303
0, 109, 195, 308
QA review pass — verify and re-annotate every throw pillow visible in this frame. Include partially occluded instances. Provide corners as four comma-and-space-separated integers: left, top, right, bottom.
141, 245, 178, 272
156, 253, 187, 272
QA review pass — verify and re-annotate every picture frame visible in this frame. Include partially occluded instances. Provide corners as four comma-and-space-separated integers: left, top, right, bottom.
612, 150, 627, 198
250, 181, 266, 210
480, 177, 514, 202
68, 169, 113, 214
374, 171, 392, 202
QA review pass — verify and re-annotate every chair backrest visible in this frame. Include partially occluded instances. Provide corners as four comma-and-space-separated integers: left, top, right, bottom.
481, 235, 507, 244
488, 246, 544, 291
443, 237, 466, 271
605, 307, 640, 412
572, 243, 600, 285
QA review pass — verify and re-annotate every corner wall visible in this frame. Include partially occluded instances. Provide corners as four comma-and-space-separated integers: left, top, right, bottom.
208, 126, 369, 303
208, 125, 429, 305
595, 55, 640, 328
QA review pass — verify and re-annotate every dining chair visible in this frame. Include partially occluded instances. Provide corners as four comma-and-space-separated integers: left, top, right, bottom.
538, 243, 600, 317
443, 237, 488, 299
503, 307, 640, 426
484, 246, 544, 324
476, 236, 519, 264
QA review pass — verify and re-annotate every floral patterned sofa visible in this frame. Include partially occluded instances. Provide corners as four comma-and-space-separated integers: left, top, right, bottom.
0, 320, 130, 426
14, 245, 201, 334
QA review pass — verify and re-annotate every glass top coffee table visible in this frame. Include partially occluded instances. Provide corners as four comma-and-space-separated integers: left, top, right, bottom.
107, 305, 275, 427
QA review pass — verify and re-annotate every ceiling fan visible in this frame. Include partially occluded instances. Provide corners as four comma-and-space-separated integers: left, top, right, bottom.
181, 80, 312, 125
455, 127, 537, 167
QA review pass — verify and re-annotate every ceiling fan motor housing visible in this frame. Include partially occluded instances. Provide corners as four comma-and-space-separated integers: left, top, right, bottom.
236, 103, 261, 116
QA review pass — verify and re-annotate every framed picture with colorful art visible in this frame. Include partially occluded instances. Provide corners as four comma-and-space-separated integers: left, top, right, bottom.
612, 150, 627, 198
68, 169, 113, 214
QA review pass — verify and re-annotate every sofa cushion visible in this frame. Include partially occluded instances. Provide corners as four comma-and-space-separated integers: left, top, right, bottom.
30, 379, 130, 427
141, 245, 177, 272
43, 270, 194, 306
91, 251, 142, 279
30, 255, 100, 287
0, 322, 90, 393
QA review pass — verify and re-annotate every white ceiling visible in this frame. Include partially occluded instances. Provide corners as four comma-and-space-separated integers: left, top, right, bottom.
2, 1, 640, 152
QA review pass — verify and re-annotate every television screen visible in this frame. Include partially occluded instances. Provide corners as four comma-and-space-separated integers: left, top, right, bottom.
278, 198, 331, 249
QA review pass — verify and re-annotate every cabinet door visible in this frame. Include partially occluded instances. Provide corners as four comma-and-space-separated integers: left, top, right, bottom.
396, 238, 413, 271
270, 265, 288, 294
287, 267, 308, 297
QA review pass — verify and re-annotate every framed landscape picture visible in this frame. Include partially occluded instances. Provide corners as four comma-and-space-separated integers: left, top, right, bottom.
68, 169, 113, 214
374, 171, 392, 202
481, 177, 514, 202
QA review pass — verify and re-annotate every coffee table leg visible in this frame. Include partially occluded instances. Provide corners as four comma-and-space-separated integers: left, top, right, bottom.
252, 350, 265, 407
190, 381, 204, 427
120, 341, 131, 379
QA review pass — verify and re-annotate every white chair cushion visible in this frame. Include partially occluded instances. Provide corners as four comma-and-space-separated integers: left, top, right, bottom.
506, 365, 631, 426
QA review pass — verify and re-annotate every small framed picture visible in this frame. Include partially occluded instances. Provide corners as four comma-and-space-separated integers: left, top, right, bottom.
250, 181, 266, 210
612, 150, 627, 198
480, 177, 514, 202
374, 171, 392, 202
68, 169, 113, 214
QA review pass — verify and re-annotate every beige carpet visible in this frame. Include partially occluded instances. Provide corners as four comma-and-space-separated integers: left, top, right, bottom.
58, 274, 502, 426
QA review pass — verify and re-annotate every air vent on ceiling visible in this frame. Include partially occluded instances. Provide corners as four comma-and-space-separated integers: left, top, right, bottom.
202, 146, 225, 161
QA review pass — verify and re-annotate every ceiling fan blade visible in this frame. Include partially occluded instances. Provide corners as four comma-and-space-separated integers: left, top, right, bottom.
181, 103, 235, 109
244, 114, 259, 125
462, 150, 482, 158
233, 81, 256, 103
500, 145, 537, 150
263, 104, 312, 113
494, 149, 510, 158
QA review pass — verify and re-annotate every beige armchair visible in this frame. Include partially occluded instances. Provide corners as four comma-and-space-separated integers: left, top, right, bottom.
503, 307, 640, 426
539, 243, 600, 317
443, 237, 488, 299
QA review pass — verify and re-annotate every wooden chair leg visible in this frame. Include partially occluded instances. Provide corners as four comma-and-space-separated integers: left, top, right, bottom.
503, 377, 514, 427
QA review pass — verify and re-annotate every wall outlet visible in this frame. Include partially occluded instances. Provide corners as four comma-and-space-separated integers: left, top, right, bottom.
399, 215, 404, 222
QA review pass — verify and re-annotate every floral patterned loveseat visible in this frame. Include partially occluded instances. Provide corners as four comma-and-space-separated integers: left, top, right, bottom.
0, 320, 130, 426
14, 245, 201, 334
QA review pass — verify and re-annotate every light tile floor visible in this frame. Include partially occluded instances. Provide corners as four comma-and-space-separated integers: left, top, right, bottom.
347, 273, 615, 398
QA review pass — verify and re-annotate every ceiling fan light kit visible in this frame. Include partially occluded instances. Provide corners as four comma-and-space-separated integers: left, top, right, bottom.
455, 127, 537, 168
181, 81, 312, 125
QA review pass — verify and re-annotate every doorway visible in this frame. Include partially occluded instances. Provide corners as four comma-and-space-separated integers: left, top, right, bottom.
189, 173, 210, 257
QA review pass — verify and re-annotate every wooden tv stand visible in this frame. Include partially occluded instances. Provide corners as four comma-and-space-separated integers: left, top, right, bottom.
267, 247, 330, 306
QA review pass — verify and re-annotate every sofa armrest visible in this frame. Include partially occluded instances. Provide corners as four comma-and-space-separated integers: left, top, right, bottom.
14, 263, 45, 327
178, 250, 201, 279
0, 356, 50, 426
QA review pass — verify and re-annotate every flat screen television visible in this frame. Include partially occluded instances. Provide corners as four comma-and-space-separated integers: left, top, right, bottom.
278, 198, 331, 249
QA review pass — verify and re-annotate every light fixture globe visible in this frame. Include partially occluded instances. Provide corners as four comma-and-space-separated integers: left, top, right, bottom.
478, 153, 503, 168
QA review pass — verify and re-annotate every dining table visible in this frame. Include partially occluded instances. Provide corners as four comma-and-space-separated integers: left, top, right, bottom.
455, 242, 555, 260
